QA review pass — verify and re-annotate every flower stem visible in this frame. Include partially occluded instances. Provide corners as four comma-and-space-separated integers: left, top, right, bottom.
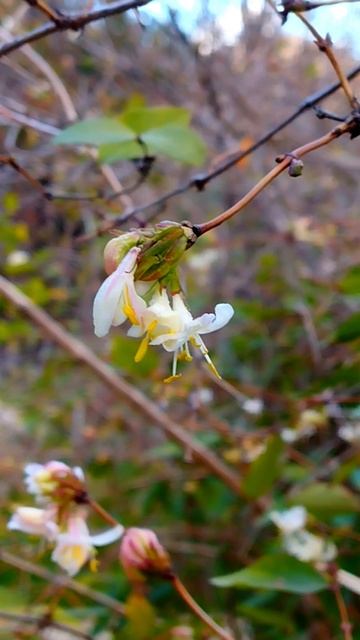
88, 498, 120, 528
171, 575, 234, 640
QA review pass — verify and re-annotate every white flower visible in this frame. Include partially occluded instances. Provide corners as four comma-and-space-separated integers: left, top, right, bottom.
242, 398, 264, 415
24, 461, 84, 502
6, 250, 30, 267
93, 246, 145, 338
144, 293, 234, 380
338, 422, 360, 444
270, 506, 307, 535
52, 515, 124, 576
284, 530, 337, 563
8, 506, 58, 540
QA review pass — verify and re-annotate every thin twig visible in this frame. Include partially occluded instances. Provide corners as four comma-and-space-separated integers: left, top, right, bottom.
0, 549, 125, 615
0, 154, 45, 192
328, 565, 354, 640
172, 575, 234, 640
296, 12, 358, 109
280, 0, 360, 18
0, 610, 92, 640
23, 0, 60, 22
195, 120, 353, 235
0, 275, 242, 496
75, 63, 360, 241
0, 0, 154, 58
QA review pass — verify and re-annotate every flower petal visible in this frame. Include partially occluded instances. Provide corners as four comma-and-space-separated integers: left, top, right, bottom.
90, 524, 124, 547
197, 303, 234, 334
93, 247, 140, 338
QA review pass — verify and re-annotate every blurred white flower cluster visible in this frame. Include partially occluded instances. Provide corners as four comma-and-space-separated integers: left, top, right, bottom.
8, 461, 123, 576
270, 506, 337, 564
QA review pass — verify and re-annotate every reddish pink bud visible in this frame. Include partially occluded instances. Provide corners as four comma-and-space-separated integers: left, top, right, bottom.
119, 527, 172, 580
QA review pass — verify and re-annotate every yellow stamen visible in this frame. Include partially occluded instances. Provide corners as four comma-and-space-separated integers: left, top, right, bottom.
90, 557, 99, 573
134, 320, 158, 363
178, 350, 193, 363
134, 333, 150, 362
163, 374, 182, 384
206, 358, 222, 379
123, 286, 139, 325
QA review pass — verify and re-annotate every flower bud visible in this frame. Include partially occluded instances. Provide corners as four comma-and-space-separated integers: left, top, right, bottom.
104, 231, 141, 275
24, 461, 86, 505
119, 527, 172, 580
288, 157, 304, 177
134, 223, 197, 282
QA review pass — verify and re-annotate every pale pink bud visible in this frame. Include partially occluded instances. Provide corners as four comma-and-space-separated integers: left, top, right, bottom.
119, 527, 172, 580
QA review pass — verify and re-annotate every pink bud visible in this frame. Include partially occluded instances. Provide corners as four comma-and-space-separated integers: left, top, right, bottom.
119, 527, 172, 580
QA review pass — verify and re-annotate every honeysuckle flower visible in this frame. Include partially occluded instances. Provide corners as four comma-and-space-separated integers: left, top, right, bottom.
7, 506, 58, 540
93, 246, 145, 338
130, 291, 234, 381
269, 506, 307, 535
119, 527, 172, 581
283, 529, 337, 564
24, 461, 85, 503
52, 514, 124, 576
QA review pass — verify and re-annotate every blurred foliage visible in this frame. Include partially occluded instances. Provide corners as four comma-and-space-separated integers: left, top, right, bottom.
0, 0, 360, 639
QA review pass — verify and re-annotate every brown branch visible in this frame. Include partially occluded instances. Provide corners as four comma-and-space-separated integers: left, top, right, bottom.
195, 120, 353, 235
0, 154, 46, 193
0, 610, 92, 640
74, 63, 360, 242
0, 0, 154, 58
296, 13, 358, 109
0, 275, 242, 496
0, 549, 125, 615
23, 0, 60, 22
328, 565, 354, 640
280, 0, 360, 18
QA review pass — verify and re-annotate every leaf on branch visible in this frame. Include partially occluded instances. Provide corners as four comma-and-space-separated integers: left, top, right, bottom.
211, 554, 327, 594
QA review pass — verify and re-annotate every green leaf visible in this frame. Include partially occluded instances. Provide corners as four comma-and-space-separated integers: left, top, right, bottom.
211, 554, 327, 594
142, 124, 207, 165
335, 312, 360, 342
99, 140, 143, 163
289, 482, 360, 516
54, 117, 134, 146
121, 106, 190, 134
243, 435, 284, 498
338, 265, 360, 296
237, 604, 295, 632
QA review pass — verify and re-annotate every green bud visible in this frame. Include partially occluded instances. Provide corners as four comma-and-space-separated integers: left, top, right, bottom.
134, 222, 197, 282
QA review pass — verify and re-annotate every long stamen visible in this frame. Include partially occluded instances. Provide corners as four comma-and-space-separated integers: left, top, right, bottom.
163, 350, 182, 384
122, 285, 139, 326
195, 335, 222, 379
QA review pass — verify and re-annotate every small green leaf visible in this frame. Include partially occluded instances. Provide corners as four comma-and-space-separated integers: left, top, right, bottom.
121, 106, 190, 134
243, 435, 284, 498
142, 124, 207, 165
99, 140, 143, 163
289, 482, 360, 516
54, 118, 134, 146
335, 312, 360, 342
211, 554, 327, 594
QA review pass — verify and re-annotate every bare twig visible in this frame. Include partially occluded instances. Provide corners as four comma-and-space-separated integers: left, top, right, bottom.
0, 154, 45, 192
0, 275, 242, 496
23, 0, 60, 22
172, 575, 234, 640
295, 13, 358, 109
195, 120, 353, 235
328, 565, 354, 640
0, 610, 92, 640
0, 0, 154, 58
0, 549, 125, 615
280, 0, 360, 19
75, 63, 360, 241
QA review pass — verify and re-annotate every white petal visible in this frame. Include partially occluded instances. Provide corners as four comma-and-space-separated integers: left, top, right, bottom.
172, 294, 193, 323
90, 524, 124, 547
197, 303, 234, 335
127, 325, 144, 338
93, 247, 140, 338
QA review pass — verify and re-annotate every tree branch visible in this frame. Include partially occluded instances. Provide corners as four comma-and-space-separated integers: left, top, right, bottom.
0, 275, 242, 496
0, 549, 125, 615
0, 0, 154, 58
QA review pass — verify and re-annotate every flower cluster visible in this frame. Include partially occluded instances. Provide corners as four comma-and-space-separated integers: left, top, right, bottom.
8, 461, 123, 576
270, 506, 336, 564
93, 224, 234, 381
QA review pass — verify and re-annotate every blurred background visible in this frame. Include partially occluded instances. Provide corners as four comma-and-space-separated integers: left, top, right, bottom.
0, 1, 360, 638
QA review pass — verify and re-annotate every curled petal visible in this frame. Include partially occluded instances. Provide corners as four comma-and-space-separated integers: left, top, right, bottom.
196, 303, 234, 335
90, 524, 124, 547
8, 506, 58, 540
